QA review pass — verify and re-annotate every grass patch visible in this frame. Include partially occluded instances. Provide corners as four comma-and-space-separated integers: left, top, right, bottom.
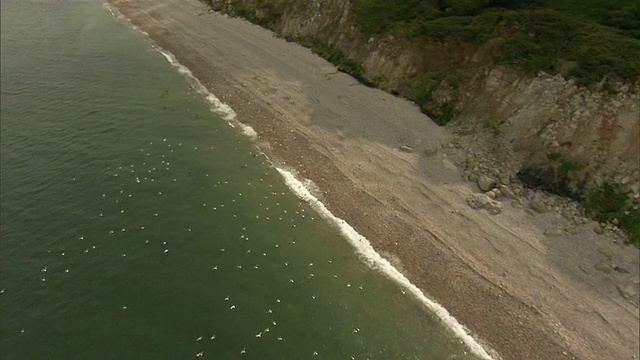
318, 48, 366, 78
558, 159, 583, 175
585, 184, 640, 246
281, 36, 367, 80
409, 72, 444, 103
547, 152, 562, 161
422, 100, 457, 126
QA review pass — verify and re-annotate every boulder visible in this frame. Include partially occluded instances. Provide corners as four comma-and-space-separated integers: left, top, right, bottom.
499, 184, 518, 199
399, 145, 414, 153
616, 284, 637, 300
529, 197, 548, 213
423, 146, 439, 157
466, 194, 502, 215
477, 175, 494, 192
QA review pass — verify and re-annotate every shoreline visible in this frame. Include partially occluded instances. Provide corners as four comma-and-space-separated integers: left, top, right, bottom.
106, 1, 640, 359
121, 27, 494, 357
131, 11, 494, 358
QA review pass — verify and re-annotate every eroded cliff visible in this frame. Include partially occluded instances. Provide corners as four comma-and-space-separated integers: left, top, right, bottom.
205, 0, 640, 242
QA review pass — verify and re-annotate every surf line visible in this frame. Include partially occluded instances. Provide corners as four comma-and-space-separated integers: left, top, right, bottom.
111, 8, 495, 358
277, 168, 495, 360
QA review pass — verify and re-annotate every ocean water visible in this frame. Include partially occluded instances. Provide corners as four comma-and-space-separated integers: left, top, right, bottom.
0, 0, 486, 359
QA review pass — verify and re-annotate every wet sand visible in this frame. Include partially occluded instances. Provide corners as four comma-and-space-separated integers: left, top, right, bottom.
107, 1, 640, 359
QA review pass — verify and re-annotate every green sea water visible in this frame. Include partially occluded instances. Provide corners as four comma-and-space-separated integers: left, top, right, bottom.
0, 1, 485, 359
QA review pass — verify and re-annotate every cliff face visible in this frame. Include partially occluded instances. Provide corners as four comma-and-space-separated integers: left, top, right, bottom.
207, 0, 640, 202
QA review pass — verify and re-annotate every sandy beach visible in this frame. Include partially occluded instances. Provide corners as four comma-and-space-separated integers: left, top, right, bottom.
107, 0, 640, 358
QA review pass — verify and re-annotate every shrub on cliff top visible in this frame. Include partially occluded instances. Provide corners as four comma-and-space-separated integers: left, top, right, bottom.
352, 0, 640, 85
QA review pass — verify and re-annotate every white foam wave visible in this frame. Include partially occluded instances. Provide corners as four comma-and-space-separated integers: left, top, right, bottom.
103, 2, 121, 19
110, 5, 257, 139
276, 168, 495, 360
153, 47, 257, 138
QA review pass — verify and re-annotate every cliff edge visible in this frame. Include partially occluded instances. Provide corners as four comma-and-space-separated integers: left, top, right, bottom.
205, 0, 640, 244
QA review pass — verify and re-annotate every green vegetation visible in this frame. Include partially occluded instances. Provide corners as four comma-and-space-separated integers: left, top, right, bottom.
558, 159, 583, 175
284, 35, 368, 80
352, 0, 640, 85
410, 72, 444, 102
422, 99, 457, 125
547, 152, 562, 161
325, 49, 366, 78
407, 72, 458, 124
586, 184, 640, 247
203, 0, 284, 28
545, 152, 584, 176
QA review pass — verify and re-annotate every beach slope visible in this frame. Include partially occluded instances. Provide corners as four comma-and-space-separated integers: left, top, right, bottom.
107, 1, 640, 359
